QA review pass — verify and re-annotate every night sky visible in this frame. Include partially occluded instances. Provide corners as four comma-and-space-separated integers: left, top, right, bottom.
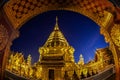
11, 10, 109, 64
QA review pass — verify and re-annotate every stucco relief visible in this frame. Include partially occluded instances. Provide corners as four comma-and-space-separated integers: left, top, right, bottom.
111, 24, 120, 50
0, 24, 8, 51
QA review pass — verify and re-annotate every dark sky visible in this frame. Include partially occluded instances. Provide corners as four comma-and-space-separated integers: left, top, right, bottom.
11, 10, 109, 64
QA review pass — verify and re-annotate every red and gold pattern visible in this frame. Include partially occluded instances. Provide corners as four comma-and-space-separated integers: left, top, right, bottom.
4, 0, 120, 28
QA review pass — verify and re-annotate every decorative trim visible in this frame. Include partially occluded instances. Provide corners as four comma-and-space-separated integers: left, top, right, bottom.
111, 24, 120, 50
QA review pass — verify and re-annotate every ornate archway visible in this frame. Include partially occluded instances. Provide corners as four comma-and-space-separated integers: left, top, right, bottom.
0, 0, 120, 80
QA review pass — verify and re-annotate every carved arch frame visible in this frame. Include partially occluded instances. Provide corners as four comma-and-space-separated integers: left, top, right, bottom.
1, 0, 120, 79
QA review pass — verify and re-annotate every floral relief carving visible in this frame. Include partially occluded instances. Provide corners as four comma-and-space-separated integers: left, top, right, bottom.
0, 24, 8, 51
111, 24, 120, 50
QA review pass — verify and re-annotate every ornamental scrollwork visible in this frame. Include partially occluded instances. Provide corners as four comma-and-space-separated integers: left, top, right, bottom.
111, 24, 120, 50
0, 24, 8, 51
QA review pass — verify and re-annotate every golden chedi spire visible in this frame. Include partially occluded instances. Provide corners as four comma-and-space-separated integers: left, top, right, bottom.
43, 16, 69, 47
39, 16, 75, 62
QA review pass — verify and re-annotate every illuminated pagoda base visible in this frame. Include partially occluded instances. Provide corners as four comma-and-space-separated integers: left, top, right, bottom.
6, 17, 114, 80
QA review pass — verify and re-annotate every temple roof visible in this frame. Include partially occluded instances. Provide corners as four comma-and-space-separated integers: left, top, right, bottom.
44, 17, 69, 47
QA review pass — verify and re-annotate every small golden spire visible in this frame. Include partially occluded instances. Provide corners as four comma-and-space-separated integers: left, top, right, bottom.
54, 16, 59, 31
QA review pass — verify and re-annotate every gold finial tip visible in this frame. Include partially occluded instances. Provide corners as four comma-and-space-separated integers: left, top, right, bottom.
54, 16, 59, 30
80, 54, 83, 57
56, 16, 58, 22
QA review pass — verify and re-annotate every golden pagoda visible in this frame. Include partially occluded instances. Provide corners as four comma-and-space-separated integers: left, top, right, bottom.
6, 17, 114, 80
39, 17, 75, 80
